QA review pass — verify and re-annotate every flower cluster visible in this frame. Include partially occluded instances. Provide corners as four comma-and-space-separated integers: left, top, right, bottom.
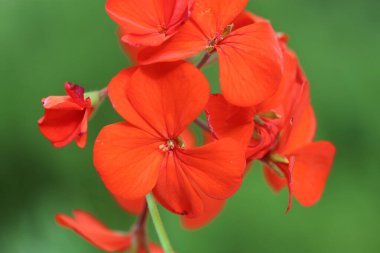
38, 1, 336, 252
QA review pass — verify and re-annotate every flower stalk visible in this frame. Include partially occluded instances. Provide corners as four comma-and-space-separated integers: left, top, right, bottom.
196, 52, 211, 69
194, 118, 211, 132
146, 193, 174, 253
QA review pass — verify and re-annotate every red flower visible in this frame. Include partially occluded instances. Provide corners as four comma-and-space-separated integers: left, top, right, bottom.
205, 37, 336, 211
106, 0, 194, 47
138, 2, 283, 107
115, 129, 226, 229
38, 82, 92, 148
263, 83, 335, 210
94, 61, 246, 217
56, 210, 163, 252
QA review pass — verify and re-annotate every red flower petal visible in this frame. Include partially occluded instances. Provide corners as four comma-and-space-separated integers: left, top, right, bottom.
65, 82, 85, 105
281, 102, 316, 155
277, 82, 315, 154
106, 0, 193, 46
56, 210, 131, 252
138, 20, 208, 64
75, 108, 92, 148
145, 243, 164, 253
41, 96, 83, 110
153, 139, 245, 217
217, 22, 283, 106
176, 139, 246, 200
127, 61, 210, 138
233, 12, 267, 29
115, 196, 146, 215
181, 193, 225, 229
205, 94, 254, 148
292, 141, 336, 206
38, 106, 86, 148
190, 0, 248, 37
75, 132, 87, 149
107, 67, 162, 138
118, 27, 143, 64
258, 38, 302, 120
180, 127, 197, 148
138, 0, 248, 64
153, 152, 204, 217
93, 122, 164, 199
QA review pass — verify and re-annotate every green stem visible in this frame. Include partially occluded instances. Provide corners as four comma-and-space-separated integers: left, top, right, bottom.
194, 118, 211, 132
196, 52, 211, 69
146, 193, 174, 253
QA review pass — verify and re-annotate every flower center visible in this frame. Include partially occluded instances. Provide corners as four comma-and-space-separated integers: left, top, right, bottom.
159, 137, 186, 152
206, 24, 234, 53
157, 24, 168, 34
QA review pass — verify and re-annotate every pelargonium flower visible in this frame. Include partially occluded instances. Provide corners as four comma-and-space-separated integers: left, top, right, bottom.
38, 82, 92, 148
94, 61, 246, 217
138, 1, 283, 107
56, 210, 163, 252
205, 36, 336, 211
204, 34, 302, 159
262, 84, 336, 210
106, 0, 194, 47
114, 127, 197, 217
117, 129, 226, 229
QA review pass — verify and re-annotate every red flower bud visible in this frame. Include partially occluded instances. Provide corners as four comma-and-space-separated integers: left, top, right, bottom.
38, 82, 92, 148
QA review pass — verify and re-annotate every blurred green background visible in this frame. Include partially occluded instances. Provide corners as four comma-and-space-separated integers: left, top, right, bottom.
1, 0, 379, 252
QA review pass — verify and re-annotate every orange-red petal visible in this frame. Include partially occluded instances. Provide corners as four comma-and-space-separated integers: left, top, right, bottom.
118, 27, 144, 64
292, 141, 336, 206
233, 11, 267, 29
106, 0, 193, 46
177, 139, 246, 200
190, 0, 248, 37
153, 139, 245, 217
217, 22, 283, 106
205, 94, 254, 148
138, 0, 249, 64
281, 102, 317, 155
38, 105, 86, 148
41, 96, 83, 110
180, 127, 197, 148
138, 20, 208, 64
144, 243, 164, 253
153, 152, 204, 217
93, 122, 164, 199
257, 37, 302, 119
115, 196, 146, 215
56, 210, 131, 252
181, 194, 225, 229
127, 61, 210, 138
107, 67, 161, 138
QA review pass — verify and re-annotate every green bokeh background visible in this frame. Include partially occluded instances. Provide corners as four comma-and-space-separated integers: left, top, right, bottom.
1, 0, 379, 252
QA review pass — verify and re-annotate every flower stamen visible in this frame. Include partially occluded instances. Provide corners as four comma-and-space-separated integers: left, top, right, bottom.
159, 137, 186, 152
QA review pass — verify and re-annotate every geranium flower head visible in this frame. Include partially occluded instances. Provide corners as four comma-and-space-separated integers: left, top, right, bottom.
106, 0, 194, 47
205, 36, 336, 211
94, 61, 246, 217
38, 82, 92, 148
56, 210, 163, 252
138, 2, 283, 106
